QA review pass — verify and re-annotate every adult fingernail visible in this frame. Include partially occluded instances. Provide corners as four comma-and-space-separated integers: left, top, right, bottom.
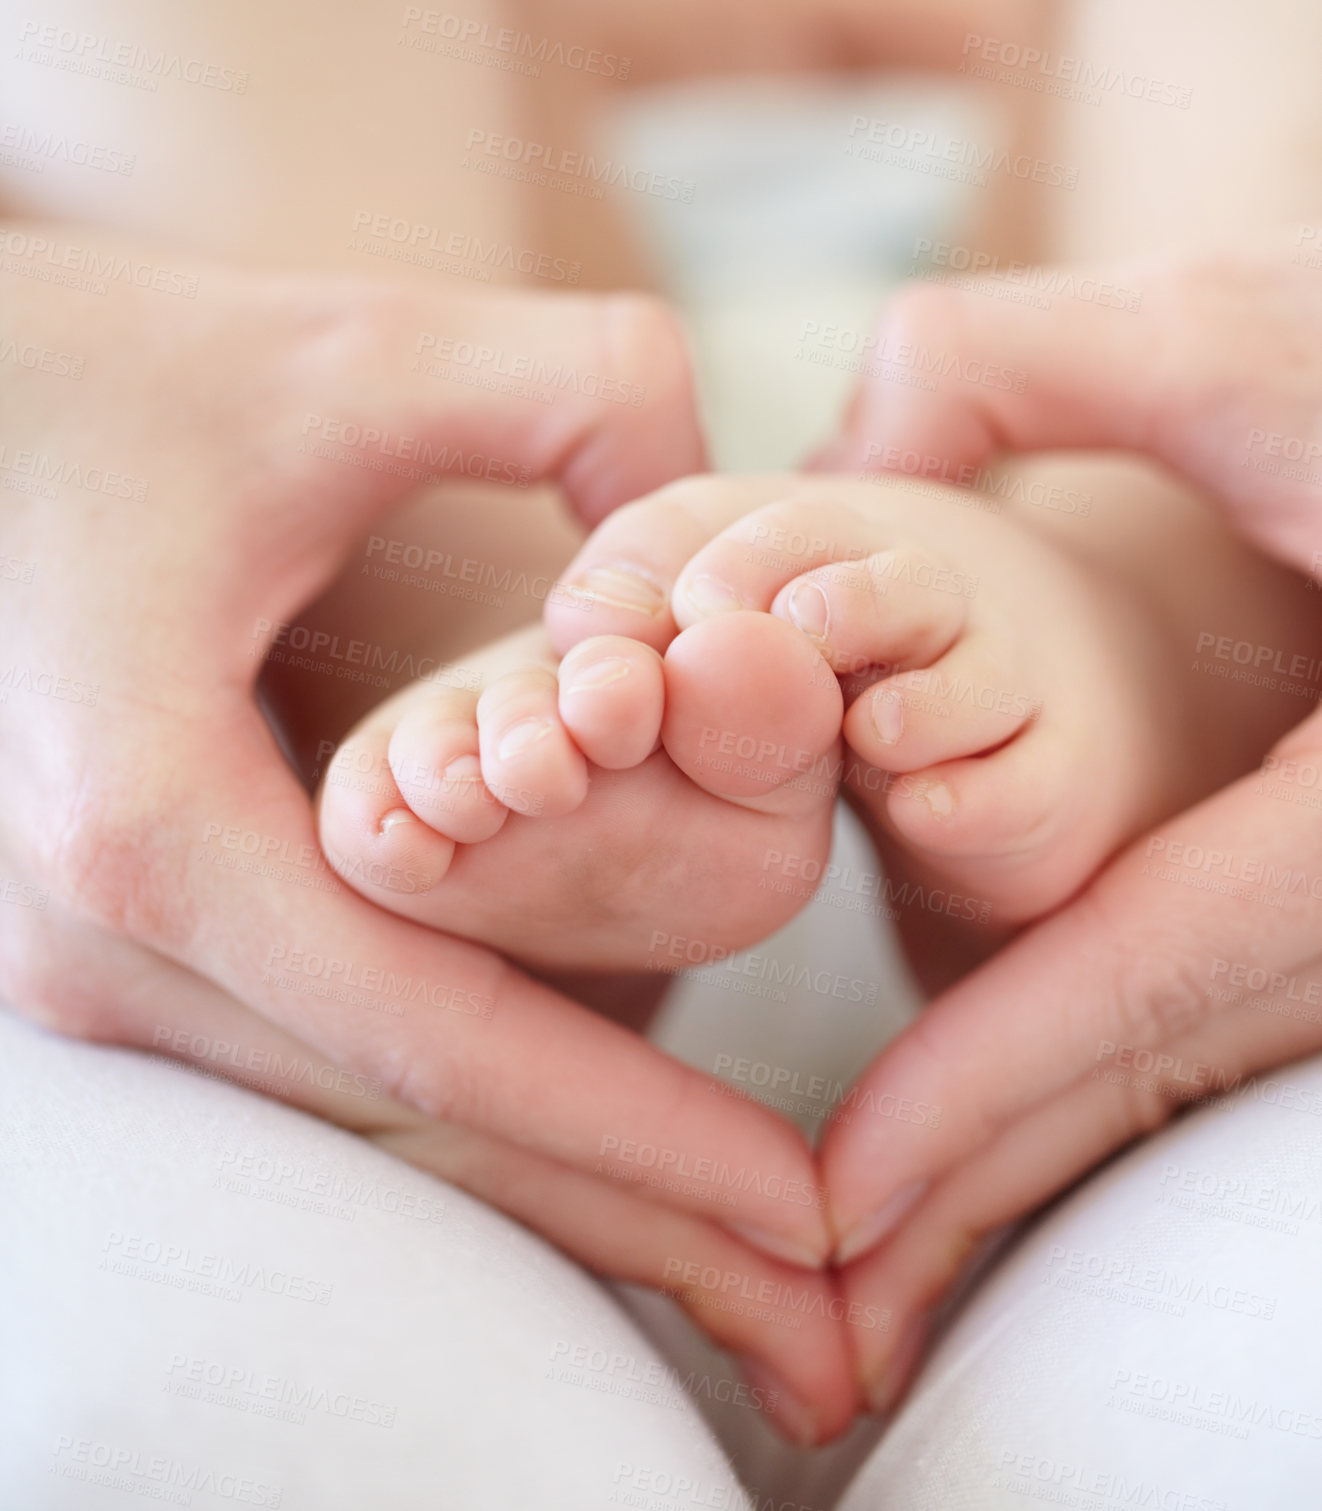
834, 1180, 927, 1266
566, 565, 666, 616
681, 572, 743, 616
562, 656, 630, 694
728, 1221, 827, 1270
871, 687, 905, 746
496, 717, 552, 761
737, 1358, 820, 1448
786, 579, 830, 642
864, 1316, 928, 1417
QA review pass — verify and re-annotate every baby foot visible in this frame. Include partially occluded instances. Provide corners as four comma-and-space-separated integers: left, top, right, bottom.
547, 475, 1201, 937
316, 615, 843, 973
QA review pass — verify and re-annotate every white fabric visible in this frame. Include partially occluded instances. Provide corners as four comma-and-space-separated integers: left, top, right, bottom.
837, 1058, 1322, 1510
7, 1007, 1322, 1508
0, 1010, 741, 1510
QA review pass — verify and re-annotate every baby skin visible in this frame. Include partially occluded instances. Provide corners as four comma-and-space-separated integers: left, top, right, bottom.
318, 472, 1319, 979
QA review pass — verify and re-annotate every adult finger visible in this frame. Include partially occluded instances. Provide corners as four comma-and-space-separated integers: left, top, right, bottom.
261, 281, 707, 548
19, 938, 857, 1444
48, 694, 832, 1265
814, 261, 1170, 480
837, 984, 1322, 1410
815, 249, 1322, 577
821, 705, 1322, 1268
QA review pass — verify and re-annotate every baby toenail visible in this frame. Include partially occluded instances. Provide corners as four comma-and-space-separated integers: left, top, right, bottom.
682, 573, 743, 616
442, 753, 483, 784
786, 580, 830, 642
379, 808, 416, 836
564, 565, 666, 616
871, 688, 905, 745
563, 657, 630, 694
923, 782, 956, 818
497, 717, 553, 761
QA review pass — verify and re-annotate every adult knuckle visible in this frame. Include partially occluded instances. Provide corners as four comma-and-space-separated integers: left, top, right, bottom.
383, 1045, 482, 1130
0, 921, 121, 1042
52, 782, 195, 954
1109, 928, 1212, 1050
1113, 1075, 1179, 1141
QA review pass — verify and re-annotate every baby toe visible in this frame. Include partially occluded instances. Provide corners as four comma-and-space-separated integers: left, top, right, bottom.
662, 611, 843, 816
769, 545, 970, 680
670, 497, 889, 630
844, 634, 1039, 775
881, 731, 1079, 923
557, 636, 665, 770
317, 716, 458, 904
388, 691, 508, 845
477, 666, 588, 818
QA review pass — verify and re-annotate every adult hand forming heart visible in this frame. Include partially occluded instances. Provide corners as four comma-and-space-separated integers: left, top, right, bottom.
0, 229, 872, 1444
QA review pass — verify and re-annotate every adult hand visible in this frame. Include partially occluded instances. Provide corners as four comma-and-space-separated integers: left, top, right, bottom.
0, 224, 857, 1438
818, 240, 1322, 1409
